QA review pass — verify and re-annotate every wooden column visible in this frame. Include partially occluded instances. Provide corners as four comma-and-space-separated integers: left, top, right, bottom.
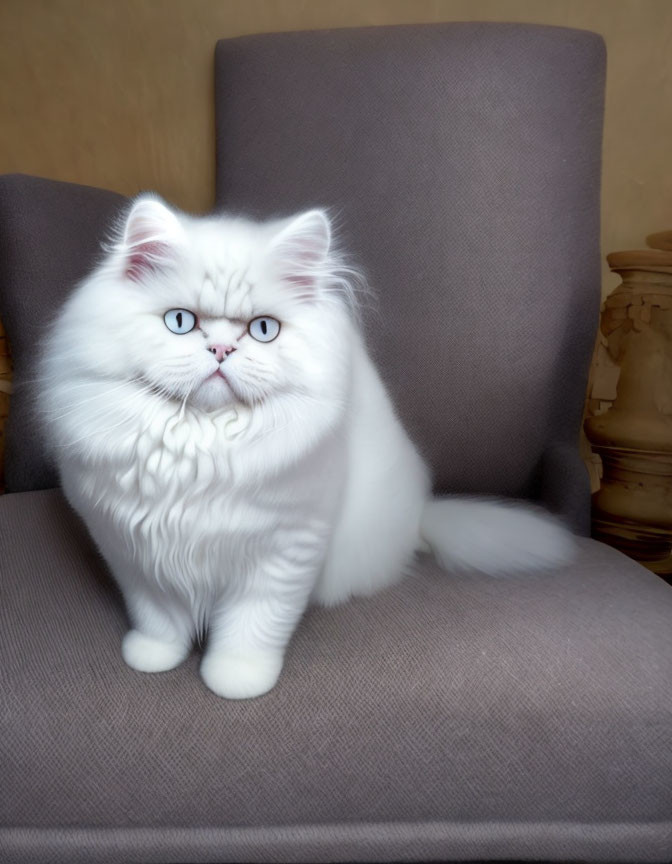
585, 233, 672, 579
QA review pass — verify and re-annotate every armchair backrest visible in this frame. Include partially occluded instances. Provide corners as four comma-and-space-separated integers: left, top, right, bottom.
214, 23, 605, 513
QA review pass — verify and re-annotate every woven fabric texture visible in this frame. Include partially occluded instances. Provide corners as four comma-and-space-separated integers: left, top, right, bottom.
1, 489, 671, 863
0, 174, 128, 492
215, 23, 606, 531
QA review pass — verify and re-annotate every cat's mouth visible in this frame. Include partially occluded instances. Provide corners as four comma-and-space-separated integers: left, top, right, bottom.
205, 368, 235, 395
201, 367, 239, 402
207, 368, 228, 381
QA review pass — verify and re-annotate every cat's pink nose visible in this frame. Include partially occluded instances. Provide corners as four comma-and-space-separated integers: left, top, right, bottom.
208, 344, 236, 362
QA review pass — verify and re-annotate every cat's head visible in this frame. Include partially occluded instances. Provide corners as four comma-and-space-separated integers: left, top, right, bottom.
65, 194, 359, 415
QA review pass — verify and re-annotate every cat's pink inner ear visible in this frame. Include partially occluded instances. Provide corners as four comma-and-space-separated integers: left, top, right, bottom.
125, 240, 174, 282
123, 198, 183, 283
270, 210, 331, 294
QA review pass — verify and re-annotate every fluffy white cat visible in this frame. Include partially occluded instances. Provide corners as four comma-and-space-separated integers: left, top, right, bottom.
38, 195, 575, 699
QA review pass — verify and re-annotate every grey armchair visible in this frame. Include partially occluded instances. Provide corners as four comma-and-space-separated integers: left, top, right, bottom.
1, 23, 671, 864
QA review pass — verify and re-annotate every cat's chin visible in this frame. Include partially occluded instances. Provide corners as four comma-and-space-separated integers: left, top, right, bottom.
190, 373, 241, 413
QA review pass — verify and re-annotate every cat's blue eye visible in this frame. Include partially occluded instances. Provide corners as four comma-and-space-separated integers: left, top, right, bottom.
164, 309, 196, 334
248, 316, 281, 343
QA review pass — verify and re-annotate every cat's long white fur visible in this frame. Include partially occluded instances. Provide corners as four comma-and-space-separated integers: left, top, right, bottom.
38, 196, 575, 699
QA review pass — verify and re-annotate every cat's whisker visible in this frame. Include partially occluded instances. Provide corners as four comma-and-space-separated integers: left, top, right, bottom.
176, 372, 201, 422
52, 386, 160, 446
31, 357, 192, 400
26, 354, 196, 389
43, 382, 149, 423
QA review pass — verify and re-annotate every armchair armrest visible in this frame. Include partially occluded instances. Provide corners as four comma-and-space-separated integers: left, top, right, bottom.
540, 441, 592, 536
0, 174, 127, 492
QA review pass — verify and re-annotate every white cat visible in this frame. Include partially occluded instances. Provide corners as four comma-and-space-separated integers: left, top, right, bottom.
38, 195, 575, 699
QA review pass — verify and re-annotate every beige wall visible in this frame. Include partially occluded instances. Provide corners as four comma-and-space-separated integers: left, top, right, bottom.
1, 0, 671, 295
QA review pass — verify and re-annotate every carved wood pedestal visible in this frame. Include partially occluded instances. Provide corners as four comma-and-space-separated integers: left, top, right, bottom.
585, 234, 672, 581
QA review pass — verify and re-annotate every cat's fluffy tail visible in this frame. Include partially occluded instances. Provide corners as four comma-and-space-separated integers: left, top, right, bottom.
419, 497, 576, 576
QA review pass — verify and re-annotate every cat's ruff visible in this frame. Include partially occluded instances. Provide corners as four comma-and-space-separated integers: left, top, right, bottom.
38, 195, 575, 700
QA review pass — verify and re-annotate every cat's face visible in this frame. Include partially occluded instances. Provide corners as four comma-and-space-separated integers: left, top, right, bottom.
78, 196, 350, 414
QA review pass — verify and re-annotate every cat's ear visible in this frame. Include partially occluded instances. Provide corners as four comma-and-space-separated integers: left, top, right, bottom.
268, 210, 331, 295
122, 196, 185, 283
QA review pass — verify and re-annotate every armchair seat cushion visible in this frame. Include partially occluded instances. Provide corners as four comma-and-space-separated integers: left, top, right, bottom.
1, 489, 671, 863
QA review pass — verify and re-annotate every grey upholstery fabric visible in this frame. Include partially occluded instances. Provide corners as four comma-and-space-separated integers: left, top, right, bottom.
1, 489, 671, 863
0, 174, 128, 493
215, 23, 606, 533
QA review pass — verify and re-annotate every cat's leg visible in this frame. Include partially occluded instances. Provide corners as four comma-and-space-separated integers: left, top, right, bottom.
120, 582, 193, 673
94, 538, 193, 674
200, 561, 317, 699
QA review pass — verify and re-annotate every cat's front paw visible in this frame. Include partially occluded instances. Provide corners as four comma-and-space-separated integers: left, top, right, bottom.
200, 650, 283, 699
122, 629, 190, 673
